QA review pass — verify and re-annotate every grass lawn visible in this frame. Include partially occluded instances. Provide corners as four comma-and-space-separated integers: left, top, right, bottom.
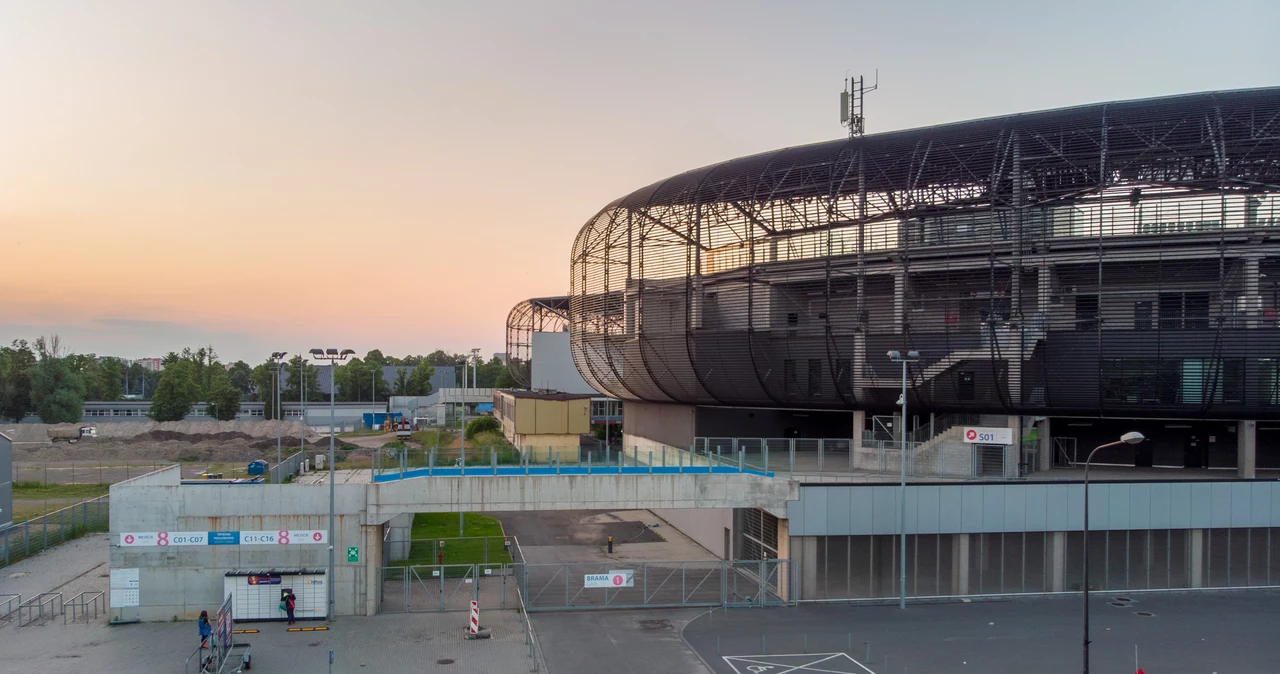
12, 481, 111, 500
388, 513, 513, 568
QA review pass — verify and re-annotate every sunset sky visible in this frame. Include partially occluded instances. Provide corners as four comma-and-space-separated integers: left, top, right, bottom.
2, 0, 1277, 364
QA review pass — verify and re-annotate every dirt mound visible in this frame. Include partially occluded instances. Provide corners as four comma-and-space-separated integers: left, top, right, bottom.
7, 420, 323, 444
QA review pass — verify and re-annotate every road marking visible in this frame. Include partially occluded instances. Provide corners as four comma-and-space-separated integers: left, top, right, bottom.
723, 653, 876, 674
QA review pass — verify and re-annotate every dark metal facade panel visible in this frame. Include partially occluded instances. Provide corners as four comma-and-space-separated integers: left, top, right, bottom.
571, 88, 1280, 418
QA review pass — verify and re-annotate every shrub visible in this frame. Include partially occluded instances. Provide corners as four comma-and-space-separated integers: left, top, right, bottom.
465, 416, 501, 440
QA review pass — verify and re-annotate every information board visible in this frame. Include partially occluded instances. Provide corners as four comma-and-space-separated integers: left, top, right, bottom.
110, 567, 140, 608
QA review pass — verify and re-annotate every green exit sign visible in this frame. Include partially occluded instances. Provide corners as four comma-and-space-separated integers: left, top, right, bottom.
346, 546, 359, 563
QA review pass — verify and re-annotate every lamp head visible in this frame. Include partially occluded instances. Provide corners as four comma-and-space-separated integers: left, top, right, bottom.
339, 349, 356, 358
1121, 431, 1145, 445
906, 350, 920, 359
310, 348, 324, 357
326, 348, 339, 356
887, 350, 900, 359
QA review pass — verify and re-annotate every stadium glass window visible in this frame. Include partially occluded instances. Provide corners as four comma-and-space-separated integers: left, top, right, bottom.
1261, 360, 1280, 406
958, 371, 976, 401
835, 359, 852, 395
784, 360, 798, 396
1134, 301, 1152, 330
1075, 295, 1099, 332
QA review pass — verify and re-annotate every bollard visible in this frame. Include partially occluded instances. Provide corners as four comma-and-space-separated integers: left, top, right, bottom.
865, 642, 870, 662
607, 536, 613, 554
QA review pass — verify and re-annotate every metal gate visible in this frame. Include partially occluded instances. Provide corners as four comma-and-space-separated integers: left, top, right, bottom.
976, 444, 1006, 476
379, 563, 511, 613
518, 559, 792, 612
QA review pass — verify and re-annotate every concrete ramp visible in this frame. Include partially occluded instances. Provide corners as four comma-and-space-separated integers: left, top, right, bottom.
367, 472, 794, 524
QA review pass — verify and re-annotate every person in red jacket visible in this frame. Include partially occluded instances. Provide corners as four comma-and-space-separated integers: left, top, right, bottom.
284, 591, 297, 625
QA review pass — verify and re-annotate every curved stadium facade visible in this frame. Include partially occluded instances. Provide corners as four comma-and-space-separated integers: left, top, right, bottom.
570, 88, 1280, 421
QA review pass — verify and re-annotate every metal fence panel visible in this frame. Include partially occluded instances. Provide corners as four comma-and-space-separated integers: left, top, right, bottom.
1, 497, 109, 569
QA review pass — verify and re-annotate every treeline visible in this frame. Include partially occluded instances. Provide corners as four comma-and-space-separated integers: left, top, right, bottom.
0, 336, 130, 423
0, 339, 515, 423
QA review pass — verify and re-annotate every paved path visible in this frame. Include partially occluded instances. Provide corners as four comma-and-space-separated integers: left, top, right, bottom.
0, 532, 109, 611
684, 590, 1280, 673
0, 609, 535, 673
533, 608, 711, 674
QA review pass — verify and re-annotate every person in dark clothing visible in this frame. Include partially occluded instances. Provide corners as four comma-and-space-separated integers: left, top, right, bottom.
285, 591, 297, 625
197, 610, 212, 650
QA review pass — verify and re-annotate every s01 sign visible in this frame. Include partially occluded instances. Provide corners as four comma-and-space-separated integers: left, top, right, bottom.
962, 427, 1014, 445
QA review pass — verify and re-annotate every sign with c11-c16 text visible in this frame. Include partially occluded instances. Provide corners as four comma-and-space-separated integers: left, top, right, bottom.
962, 427, 1014, 445
118, 530, 328, 547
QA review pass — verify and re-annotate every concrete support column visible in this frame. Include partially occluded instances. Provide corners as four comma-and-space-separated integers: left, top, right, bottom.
1007, 415, 1022, 477
1038, 418, 1053, 473
951, 533, 970, 595
622, 401, 696, 452
798, 536, 818, 601
1050, 531, 1066, 592
1190, 529, 1204, 588
1238, 420, 1257, 479
776, 518, 790, 602
852, 333, 867, 402
362, 523, 383, 616
852, 410, 866, 443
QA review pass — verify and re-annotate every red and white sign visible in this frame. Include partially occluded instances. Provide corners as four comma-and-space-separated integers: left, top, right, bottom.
962, 427, 1014, 445
119, 531, 207, 547
239, 530, 327, 545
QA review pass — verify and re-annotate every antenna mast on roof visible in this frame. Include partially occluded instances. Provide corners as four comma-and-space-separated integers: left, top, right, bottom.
841, 70, 878, 138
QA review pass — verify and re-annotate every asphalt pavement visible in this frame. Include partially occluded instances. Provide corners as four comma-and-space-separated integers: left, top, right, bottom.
683, 590, 1280, 673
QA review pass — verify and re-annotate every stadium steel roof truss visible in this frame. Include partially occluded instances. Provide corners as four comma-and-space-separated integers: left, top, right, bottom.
570, 89, 1280, 417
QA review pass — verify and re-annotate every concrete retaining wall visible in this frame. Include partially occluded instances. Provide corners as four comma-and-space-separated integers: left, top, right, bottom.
651, 508, 733, 559
109, 483, 368, 621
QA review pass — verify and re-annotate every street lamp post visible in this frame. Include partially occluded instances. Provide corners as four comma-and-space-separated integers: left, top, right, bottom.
1081, 431, 1144, 673
300, 359, 308, 467
887, 350, 919, 611
309, 348, 355, 623
270, 352, 288, 481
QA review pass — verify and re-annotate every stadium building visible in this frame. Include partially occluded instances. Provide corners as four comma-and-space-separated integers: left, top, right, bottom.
570, 88, 1280, 477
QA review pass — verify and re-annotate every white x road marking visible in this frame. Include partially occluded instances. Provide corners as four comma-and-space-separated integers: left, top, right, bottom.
722, 652, 876, 674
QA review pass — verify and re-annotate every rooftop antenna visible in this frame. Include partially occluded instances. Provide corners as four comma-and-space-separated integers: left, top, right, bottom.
841, 70, 878, 138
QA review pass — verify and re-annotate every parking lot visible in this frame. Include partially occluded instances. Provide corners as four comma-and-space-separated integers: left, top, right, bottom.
684, 590, 1280, 673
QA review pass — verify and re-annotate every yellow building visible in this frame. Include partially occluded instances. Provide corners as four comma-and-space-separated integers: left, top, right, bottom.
494, 390, 592, 461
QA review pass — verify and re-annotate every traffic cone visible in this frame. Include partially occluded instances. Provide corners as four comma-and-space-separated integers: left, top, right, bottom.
1135, 668, 1144, 674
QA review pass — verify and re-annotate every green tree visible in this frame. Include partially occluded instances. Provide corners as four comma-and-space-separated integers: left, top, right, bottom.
149, 360, 199, 421
474, 356, 505, 388
29, 336, 86, 423
206, 382, 241, 421
79, 357, 125, 401
282, 356, 324, 403
0, 339, 37, 421
494, 365, 518, 390
227, 360, 254, 396
250, 361, 284, 418
124, 361, 161, 399
334, 358, 391, 402
392, 367, 412, 395
465, 415, 501, 440
404, 363, 436, 396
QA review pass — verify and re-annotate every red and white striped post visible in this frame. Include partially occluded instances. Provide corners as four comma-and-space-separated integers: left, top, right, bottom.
469, 600, 479, 636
